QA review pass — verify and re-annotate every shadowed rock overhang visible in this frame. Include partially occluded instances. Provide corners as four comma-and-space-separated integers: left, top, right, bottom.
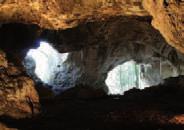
0, 0, 183, 53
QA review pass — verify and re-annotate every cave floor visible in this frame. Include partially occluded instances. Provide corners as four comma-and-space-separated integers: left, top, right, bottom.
1, 84, 184, 130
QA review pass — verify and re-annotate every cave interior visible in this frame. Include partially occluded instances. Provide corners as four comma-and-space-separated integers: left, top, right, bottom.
0, 1, 184, 129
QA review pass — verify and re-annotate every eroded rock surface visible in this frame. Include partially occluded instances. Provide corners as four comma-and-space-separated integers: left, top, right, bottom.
0, 0, 148, 29
0, 0, 183, 54
28, 18, 184, 93
0, 50, 7, 68
143, 0, 184, 53
0, 50, 40, 119
0, 123, 18, 130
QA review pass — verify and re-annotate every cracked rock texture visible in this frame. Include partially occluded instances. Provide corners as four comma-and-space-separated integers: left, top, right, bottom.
0, 0, 148, 29
0, 0, 183, 53
143, 0, 184, 53
0, 50, 40, 119
0, 123, 18, 130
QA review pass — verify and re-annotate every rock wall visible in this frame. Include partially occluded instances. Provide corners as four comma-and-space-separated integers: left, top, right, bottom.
29, 17, 184, 93
65, 18, 184, 91
0, 50, 40, 119
0, 0, 148, 29
143, 0, 184, 53
0, 0, 183, 54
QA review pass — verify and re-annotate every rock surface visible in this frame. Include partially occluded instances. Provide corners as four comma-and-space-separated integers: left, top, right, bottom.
0, 123, 18, 130
0, 51, 40, 119
0, 0, 183, 53
28, 18, 184, 93
0, 0, 148, 29
68, 18, 184, 88
0, 50, 7, 68
143, 0, 184, 53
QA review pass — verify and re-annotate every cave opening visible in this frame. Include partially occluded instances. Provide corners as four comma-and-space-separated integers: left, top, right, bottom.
0, 22, 184, 97
106, 58, 181, 95
105, 60, 154, 95
23, 41, 70, 93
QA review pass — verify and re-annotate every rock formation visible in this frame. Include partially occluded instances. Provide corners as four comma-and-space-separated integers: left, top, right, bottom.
63, 17, 184, 92
22, 17, 184, 94
143, 0, 184, 53
0, 0, 148, 29
0, 0, 183, 53
0, 50, 40, 119
0, 123, 18, 130
0, 1, 184, 129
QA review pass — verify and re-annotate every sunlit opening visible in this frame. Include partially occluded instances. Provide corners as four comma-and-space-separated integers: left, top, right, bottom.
105, 60, 179, 95
24, 41, 69, 85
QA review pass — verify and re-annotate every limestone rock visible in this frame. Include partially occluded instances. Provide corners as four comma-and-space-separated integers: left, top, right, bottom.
0, 0, 183, 54
0, 0, 148, 29
143, 0, 184, 53
0, 50, 7, 68
33, 18, 184, 92
0, 51, 40, 119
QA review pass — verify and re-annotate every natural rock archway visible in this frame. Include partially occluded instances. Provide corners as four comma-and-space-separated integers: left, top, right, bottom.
21, 17, 184, 94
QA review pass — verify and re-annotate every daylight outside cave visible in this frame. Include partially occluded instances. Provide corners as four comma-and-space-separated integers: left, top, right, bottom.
23, 42, 182, 96
24, 41, 68, 84
106, 60, 180, 95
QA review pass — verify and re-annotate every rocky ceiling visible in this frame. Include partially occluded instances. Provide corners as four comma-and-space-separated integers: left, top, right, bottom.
0, 0, 183, 53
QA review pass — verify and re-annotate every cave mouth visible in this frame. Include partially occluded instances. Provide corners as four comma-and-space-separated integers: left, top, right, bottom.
23, 41, 69, 93
106, 59, 180, 95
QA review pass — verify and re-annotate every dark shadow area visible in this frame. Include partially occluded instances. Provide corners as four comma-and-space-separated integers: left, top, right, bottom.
0, 23, 40, 52
1, 76, 184, 130
0, 23, 40, 66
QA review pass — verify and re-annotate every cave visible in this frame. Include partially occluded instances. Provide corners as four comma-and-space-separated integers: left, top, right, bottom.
0, 1, 184, 130
24, 41, 70, 93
